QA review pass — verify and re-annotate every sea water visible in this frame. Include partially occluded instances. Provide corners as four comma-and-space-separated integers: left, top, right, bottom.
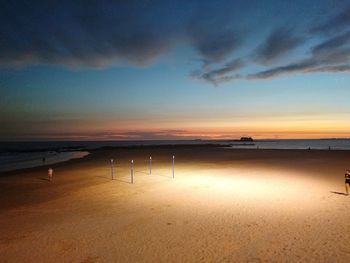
1, 139, 350, 173
0, 150, 89, 173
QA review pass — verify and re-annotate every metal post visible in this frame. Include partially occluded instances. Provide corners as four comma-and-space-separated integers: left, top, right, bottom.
111, 159, 115, 180
131, 160, 134, 184
150, 156, 152, 175
172, 155, 175, 178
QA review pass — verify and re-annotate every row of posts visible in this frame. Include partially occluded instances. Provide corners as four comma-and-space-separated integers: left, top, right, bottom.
110, 156, 175, 184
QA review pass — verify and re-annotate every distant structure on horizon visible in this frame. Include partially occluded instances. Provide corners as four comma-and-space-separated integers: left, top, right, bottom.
240, 137, 254, 142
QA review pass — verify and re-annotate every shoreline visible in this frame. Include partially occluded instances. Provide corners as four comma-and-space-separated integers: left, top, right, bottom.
2, 144, 350, 176
0, 151, 90, 175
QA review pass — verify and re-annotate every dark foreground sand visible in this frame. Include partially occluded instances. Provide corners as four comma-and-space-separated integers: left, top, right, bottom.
1, 146, 350, 262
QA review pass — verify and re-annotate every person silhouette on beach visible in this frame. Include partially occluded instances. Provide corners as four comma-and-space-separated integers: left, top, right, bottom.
48, 168, 53, 181
345, 170, 350, 195
42, 157, 46, 165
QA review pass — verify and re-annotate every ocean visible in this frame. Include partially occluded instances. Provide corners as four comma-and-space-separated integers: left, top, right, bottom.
1, 139, 350, 173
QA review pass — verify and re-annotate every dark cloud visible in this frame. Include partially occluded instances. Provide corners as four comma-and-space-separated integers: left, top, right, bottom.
192, 58, 244, 85
248, 30, 350, 79
247, 60, 315, 79
189, 28, 241, 64
186, 1, 243, 64
254, 27, 305, 64
1, 0, 350, 85
308, 64, 350, 72
0, 1, 184, 68
309, 29, 350, 62
0, 0, 244, 70
312, 5, 350, 34
0, 129, 197, 141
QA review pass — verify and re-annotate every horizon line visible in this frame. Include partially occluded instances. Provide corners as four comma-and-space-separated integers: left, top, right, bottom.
1, 137, 350, 143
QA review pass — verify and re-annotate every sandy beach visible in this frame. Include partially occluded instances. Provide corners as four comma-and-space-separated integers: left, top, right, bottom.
1, 146, 350, 262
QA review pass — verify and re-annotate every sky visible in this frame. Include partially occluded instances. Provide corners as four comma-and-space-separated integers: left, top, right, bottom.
1, 0, 350, 140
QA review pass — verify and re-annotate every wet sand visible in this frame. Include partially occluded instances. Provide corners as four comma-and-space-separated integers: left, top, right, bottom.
1, 146, 350, 262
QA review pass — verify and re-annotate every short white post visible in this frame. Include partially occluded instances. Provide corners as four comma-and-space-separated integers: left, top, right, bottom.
131, 160, 134, 184
172, 155, 175, 178
111, 159, 115, 180
150, 156, 152, 175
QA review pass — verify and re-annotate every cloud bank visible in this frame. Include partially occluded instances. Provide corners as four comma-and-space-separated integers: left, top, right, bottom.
248, 30, 350, 79
254, 27, 305, 64
1, 0, 350, 85
191, 58, 244, 85
311, 5, 350, 34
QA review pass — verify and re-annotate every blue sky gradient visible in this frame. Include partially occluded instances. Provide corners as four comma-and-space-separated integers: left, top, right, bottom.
1, 0, 350, 140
